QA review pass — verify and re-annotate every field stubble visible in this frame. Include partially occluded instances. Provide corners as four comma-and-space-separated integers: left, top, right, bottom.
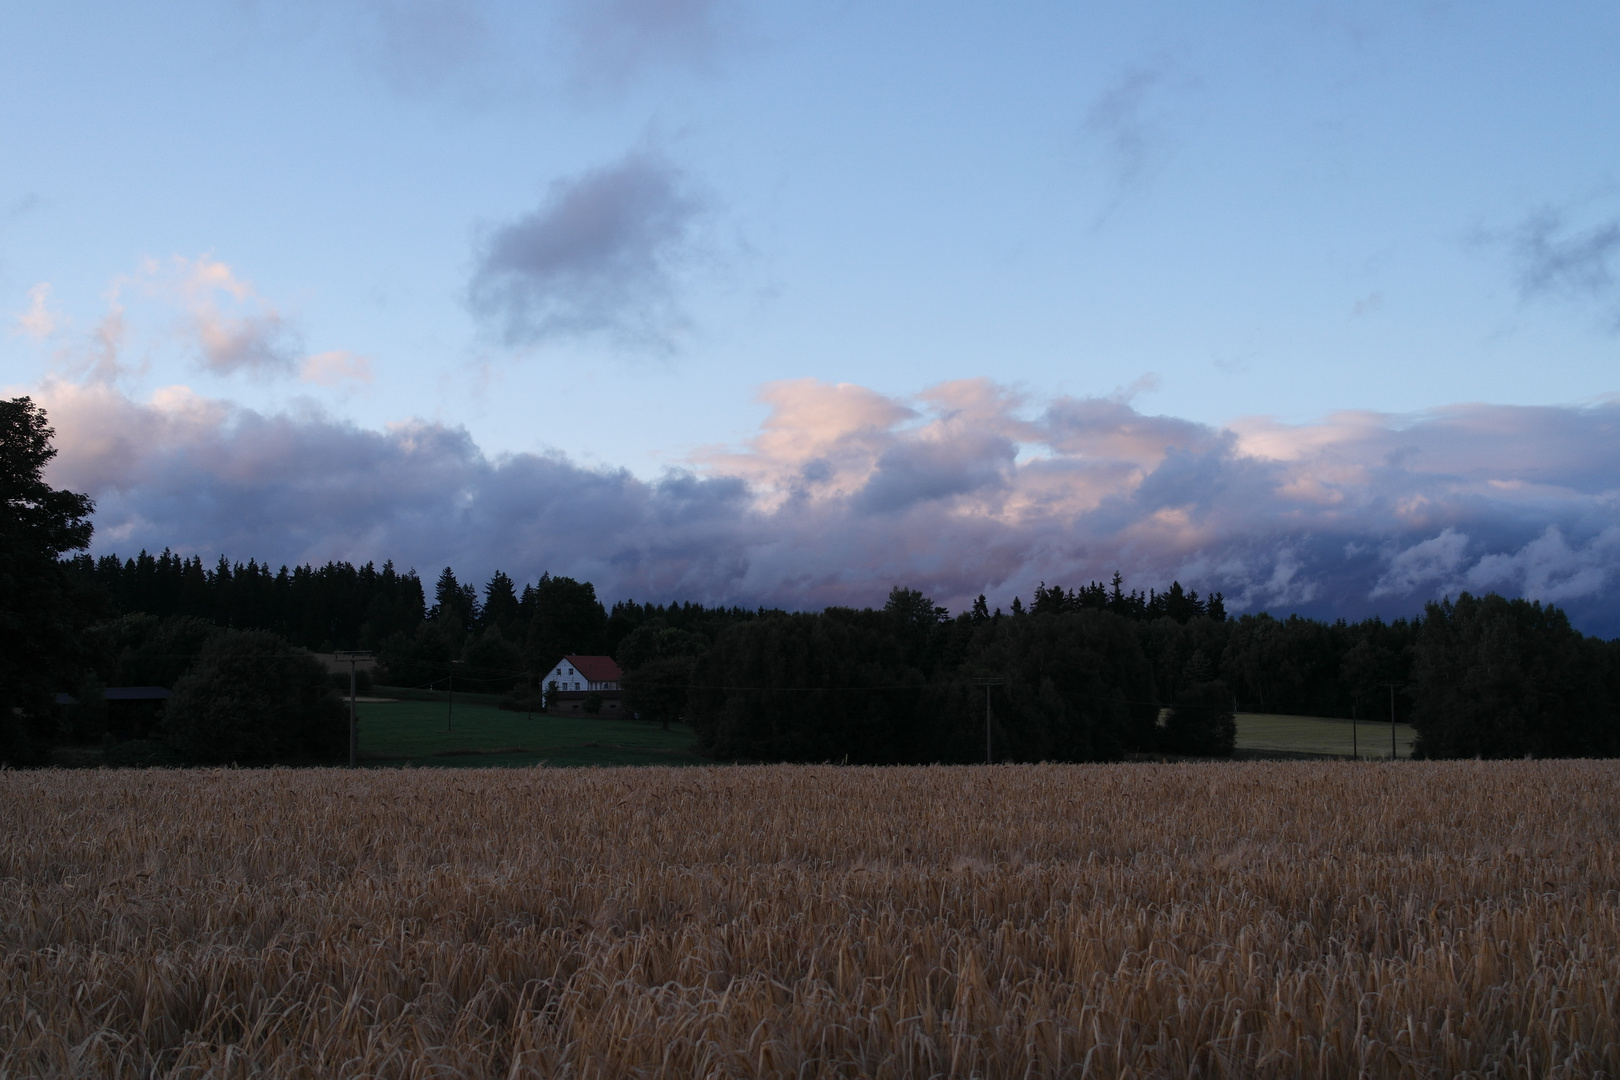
2, 762, 1617, 1078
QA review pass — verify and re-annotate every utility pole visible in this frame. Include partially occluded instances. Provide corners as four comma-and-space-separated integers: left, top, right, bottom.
1351, 701, 1357, 760
333, 651, 373, 768
1382, 683, 1401, 760
973, 677, 1005, 765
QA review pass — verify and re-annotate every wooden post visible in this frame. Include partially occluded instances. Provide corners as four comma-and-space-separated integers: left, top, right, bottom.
334, 651, 372, 768
985, 683, 993, 765
973, 677, 1004, 766
1389, 683, 1397, 760
348, 659, 357, 768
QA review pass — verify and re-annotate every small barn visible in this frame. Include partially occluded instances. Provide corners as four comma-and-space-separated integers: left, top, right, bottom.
541, 655, 625, 716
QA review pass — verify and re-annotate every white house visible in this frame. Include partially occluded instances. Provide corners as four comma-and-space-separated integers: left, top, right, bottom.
542, 655, 625, 715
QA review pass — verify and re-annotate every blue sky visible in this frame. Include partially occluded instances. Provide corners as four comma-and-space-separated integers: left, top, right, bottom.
4, 3, 1619, 630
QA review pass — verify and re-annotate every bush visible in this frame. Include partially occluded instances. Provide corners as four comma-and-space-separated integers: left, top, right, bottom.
61, 674, 107, 743
1163, 680, 1236, 757
163, 630, 345, 763
103, 738, 182, 767
0, 709, 43, 766
498, 686, 545, 713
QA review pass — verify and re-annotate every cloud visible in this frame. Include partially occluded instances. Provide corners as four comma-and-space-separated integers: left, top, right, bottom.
1466, 524, 1620, 603
4, 192, 42, 221
1505, 206, 1620, 327
468, 152, 705, 348
13, 283, 60, 339
36, 377, 758, 602
19, 256, 376, 388
1083, 61, 1192, 204
562, 0, 736, 91
1514, 210, 1620, 298
309, 0, 739, 101
1369, 527, 1470, 598
33, 378, 1620, 636
42, 302, 128, 385
299, 350, 375, 386
1085, 67, 1166, 186
371, 0, 490, 93
167, 256, 303, 376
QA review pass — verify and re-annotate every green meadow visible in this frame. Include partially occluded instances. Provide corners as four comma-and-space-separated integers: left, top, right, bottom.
355, 695, 1417, 767
354, 697, 702, 768
1234, 712, 1417, 759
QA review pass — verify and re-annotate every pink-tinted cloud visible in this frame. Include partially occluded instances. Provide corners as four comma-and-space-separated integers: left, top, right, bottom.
18, 256, 384, 389
161, 256, 302, 376
12, 283, 60, 339
33, 377, 1620, 635
299, 350, 374, 386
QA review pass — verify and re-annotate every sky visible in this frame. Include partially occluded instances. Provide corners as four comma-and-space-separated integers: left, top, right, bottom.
3, 2, 1619, 633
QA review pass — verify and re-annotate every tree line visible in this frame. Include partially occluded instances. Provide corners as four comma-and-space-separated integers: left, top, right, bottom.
47, 549, 1620, 765
631, 584, 1620, 763
63, 550, 761, 697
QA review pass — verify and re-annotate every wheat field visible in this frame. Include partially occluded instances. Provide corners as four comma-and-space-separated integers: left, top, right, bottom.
3, 762, 1617, 1078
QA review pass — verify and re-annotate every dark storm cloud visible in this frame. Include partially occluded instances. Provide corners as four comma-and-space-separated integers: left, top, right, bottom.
38, 380, 1620, 637
468, 153, 704, 349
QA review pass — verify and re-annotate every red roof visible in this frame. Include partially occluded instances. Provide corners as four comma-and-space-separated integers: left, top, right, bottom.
561, 655, 622, 682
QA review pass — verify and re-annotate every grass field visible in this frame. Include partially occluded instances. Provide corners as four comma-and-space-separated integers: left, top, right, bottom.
352, 700, 1414, 768
354, 698, 702, 767
1235, 711, 1418, 759
5, 761, 1617, 1077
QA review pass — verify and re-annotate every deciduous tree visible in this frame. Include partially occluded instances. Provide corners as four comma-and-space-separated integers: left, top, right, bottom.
163, 629, 345, 763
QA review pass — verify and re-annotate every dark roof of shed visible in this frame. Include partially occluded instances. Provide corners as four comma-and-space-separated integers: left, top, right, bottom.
54, 686, 172, 706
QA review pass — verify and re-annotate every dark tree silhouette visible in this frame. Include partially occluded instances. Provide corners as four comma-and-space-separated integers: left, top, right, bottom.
0, 397, 99, 764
